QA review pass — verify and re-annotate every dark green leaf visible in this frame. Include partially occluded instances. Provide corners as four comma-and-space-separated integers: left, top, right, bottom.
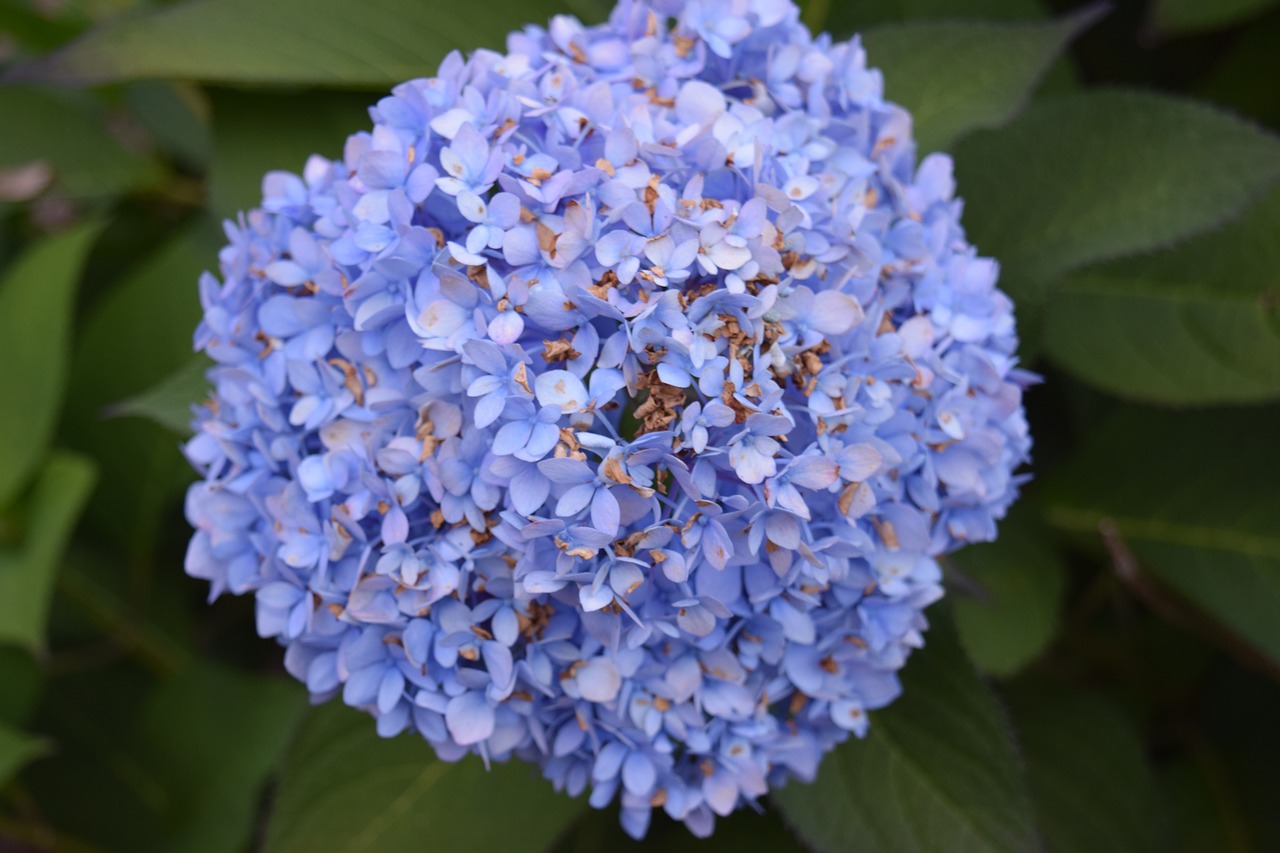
209, 88, 374, 218
1194, 15, 1280, 130
1045, 407, 1280, 667
265, 702, 585, 853
813, 0, 1046, 36
141, 664, 307, 853
54, 549, 192, 677
0, 0, 86, 58
1151, 0, 1278, 34
1160, 758, 1251, 853
953, 91, 1280, 314
0, 222, 101, 506
0, 452, 97, 651
0, 86, 158, 199
10, 0, 609, 87
1005, 682, 1159, 853
773, 621, 1037, 853
1045, 186, 1280, 405
21, 663, 297, 851
124, 81, 212, 170
0, 647, 42, 727
62, 219, 220, 551
110, 357, 211, 435
863, 9, 1100, 152
549, 799, 809, 853
1189, 671, 1280, 851
1154, 670, 1280, 853
951, 508, 1067, 677
69, 217, 221, 409
21, 661, 170, 850
0, 720, 46, 787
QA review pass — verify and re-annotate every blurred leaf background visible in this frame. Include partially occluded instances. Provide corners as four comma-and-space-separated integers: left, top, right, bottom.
1, 0, 1279, 850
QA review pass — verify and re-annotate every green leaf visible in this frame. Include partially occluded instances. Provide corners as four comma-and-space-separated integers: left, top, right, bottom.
0, 647, 42, 727
109, 357, 211, 435
1045, 186, 1280, 405
0, 222, 101, 506
0, 720, 46, 787
813, 0, 1046, 36
1044, 406, 1280, 667
1005, 682, 1159, 853
1155, 669, 1280, 853
265, 702, 585, 853
773, 620, 1037, 853
1194, 15, 1280, 130
52, 548, 193, 676
549, 800, 809, 853
0, 0, 86, 58
953, 91, 1280, 314
124, 81, 212, 171
862, 9, 1099, 152
1185, 671, 1280, 851
0, 86, 158, 199
9, 0, 609, 87
69, 218, 221, 413
1151, 0, 1278, 34
22, 661, 171, 849
1161, 758, 1251, 853
140, 665, 307, 853
950, 508, 1067, 677
62, 219, 220, 551
209, 88, 374, 218
0, 453, 97, 651
19, 659, 289, 851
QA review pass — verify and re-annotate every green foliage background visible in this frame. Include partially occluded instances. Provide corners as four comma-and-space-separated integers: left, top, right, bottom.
0, 0, 1278, 849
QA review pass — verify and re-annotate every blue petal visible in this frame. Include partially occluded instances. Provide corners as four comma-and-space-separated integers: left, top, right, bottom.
445, 691, 495, 745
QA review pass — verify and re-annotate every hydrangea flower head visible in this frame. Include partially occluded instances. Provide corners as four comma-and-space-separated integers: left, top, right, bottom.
184, 0, 1032, 837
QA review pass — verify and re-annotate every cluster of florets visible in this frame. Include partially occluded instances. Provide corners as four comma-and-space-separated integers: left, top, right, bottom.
184, 0, 1031, 838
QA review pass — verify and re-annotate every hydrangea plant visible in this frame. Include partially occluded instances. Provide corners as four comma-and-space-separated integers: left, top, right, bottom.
184, 0, 1031, 837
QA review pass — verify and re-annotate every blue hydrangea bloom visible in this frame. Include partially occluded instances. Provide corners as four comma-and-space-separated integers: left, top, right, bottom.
184, 0, 1032, 837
